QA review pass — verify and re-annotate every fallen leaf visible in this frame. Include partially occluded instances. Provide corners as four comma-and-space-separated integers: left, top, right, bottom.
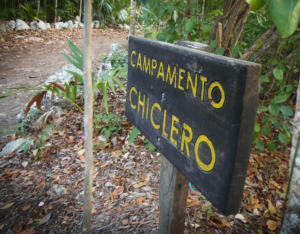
122, 203, 130, 207
93, 171, 100, 179
27, 218, 33, 224
38, 213, 51, 225
43, 205, 53, 210
79, 155, 85, 162
36, 179, 45, 188
22, 161, 28, 168
0, 202, 15, 209
133, 182, 148, 188
117, 206, 123, 212
0, 224, 3, 230
268, 200, 277, 215
22, 204, 31, 211
20, 229, 36, 234
111, 186, 124, 198
122, 219, 129, 225
267, 220, 277, 231
64, 216, 69, 221
235, 214, 247, 223
13, 220, 24, 232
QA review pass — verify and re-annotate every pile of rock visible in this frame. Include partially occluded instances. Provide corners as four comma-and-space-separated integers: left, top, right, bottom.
0, 19, 51, 31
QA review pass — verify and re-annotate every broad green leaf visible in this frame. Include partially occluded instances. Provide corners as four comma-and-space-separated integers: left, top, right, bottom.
201, 24, 213, 33
270, 0, 300, 38
270, 116, 278, 124
210, 40, 218, 52
273, 68, 283, 80
255, 122, 261, 132
104, 129, 111, 139
262, 116, 270, 123
285, 85, 293, 93
45, 122, 55, 134
296, 51, 300, 64
269, 103, 279, 115
65, 82, 70, 99
260, 75, 270, 83
252, 131, 259, 144
129, 127, 140, 143
145, 141, 156, 152
279, 132, 289, 144
246, 0, 269, 11
268, 141, 276, 151
262, 124, 271, 136
256, 140, 264, 151
216, 47, 225, 55
185, 17, 195, 33
272, 96, 287, 103
280, 105, 294, 116
232, 45, 239, 58
257, 106, 268, 112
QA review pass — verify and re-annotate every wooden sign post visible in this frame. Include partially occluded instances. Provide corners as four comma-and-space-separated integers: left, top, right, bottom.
125, 36, 261, 232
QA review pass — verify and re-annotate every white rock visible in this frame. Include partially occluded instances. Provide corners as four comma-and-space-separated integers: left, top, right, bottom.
54, 22, 63, 29
37, 20, 47, 30
75, 15, 80, 23
79, 22, 84, 28
7, 20, 15, 30
29, 21, 39, 30
15, 19, 29, 30
62, 22, 69, 28
38, 202, 44, 207
73, 21, 79, 28
45, 23, 51, 29
67, 20, 73, 28
15, 35, 24, 39
25, 37, 43, 41
0, 138, 27, 157
93, 20, 100, 28
118, 24, 123, 30
0, 24, 6, 32
123, 24, 130, 31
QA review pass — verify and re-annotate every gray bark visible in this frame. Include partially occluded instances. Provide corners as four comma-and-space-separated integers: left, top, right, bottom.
82, 0, 94, 233
281, 79, 300, 234
241, 25, 276, 61
54, 0, 57, 23
79, 0, 82, 22
129, 0, 136, 36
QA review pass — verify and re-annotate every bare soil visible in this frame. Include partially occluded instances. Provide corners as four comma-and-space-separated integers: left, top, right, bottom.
0, 28, 128, 135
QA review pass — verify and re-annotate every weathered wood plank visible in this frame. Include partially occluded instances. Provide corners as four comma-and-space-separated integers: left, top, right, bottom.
158, 155, 189, 234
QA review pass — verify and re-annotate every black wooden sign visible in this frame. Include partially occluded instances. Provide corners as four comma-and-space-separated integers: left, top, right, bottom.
125, 36, 261, 215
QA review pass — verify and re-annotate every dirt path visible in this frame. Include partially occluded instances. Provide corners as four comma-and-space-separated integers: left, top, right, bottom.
0, 28, 128, 134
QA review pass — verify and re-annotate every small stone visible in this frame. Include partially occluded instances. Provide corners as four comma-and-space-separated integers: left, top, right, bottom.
0, 138, 27, 157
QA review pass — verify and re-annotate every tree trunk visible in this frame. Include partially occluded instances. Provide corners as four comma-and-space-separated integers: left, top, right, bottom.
37, 0, 40, 17
187, 0, 192, 41
281, 81, 300, 234
54, 0, 57, 23
79, 0, 82, 22
82, 0, 94, 232
129, 0, 136, 36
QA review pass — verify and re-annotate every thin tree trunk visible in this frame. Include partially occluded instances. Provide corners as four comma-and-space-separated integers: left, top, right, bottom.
44, 0, 46, 6
281, 80, 300, 234
79, 0, 82, 22
37, 0, 40, 17
82, 0, 94, 232
129, 0, 136, 36
199, 0, 205, 40
54, 0, 57, 23
187, 0, 192, 41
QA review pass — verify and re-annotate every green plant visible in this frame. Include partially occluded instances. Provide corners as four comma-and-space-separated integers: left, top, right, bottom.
95, 113, 123, 139
128, 127, 156, 151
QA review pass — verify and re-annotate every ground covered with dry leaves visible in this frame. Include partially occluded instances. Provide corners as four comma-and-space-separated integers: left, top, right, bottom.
0, 25, 291, 234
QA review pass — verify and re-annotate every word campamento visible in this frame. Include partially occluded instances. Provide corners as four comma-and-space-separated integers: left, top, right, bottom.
130, 50, 226, 109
